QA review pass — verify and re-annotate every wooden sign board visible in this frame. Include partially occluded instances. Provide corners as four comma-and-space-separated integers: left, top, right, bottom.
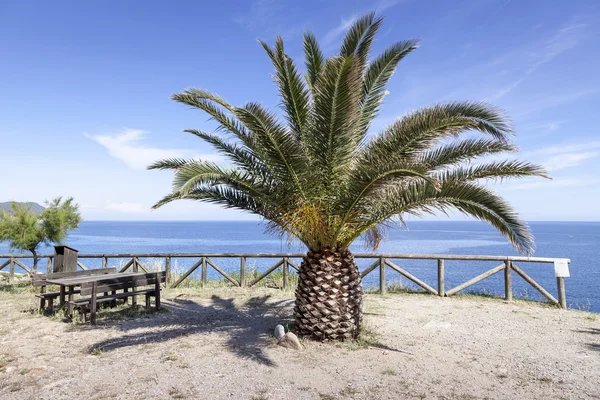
554, 259, 570, 278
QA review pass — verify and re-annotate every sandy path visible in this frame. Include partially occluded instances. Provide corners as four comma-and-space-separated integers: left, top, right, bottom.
0, 288, 598, 400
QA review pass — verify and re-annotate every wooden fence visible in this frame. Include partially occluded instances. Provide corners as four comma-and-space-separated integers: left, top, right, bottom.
0, 253, 571, 308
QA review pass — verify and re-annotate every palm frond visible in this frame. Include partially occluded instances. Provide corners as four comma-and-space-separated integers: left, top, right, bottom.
358, 39, 420, 136
419, 138, 517, 169
147, 158, 195, 171
183, 129, 269, 177
234, 103, 307, 197
260, 37, 310, 137
437, 160, 549, 182
364, 102, 514, 163
307, 56, 363, 190
303, 31, 324, 91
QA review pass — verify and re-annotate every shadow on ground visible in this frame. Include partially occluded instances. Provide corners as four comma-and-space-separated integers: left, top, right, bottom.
87, 295, 294, 366
573, 328, 600, 353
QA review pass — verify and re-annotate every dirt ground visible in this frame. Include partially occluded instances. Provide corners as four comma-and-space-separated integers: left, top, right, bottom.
0, 286, 599, 400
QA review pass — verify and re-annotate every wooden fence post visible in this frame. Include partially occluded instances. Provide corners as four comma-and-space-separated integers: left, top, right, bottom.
132, 257, 139, 273
201, 257, 207, 285
283, 257, 289, 289
437, 259, 445, 297
47, 257, 52, 274
102, 256, 107, 269
165, 257, 171, 287
240, 257, 246, 288
8, 258, 14, 284
379, 257, 386, 294
504, 260, 513, 301
557, 277, 567, 308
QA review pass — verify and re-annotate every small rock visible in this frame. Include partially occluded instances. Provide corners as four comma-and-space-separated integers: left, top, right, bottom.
274, 324, 285, 340
5, 366, 17, 374
277, 332, 303, 350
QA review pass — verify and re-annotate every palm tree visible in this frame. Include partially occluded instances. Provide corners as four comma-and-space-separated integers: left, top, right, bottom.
149, 12, 547, 341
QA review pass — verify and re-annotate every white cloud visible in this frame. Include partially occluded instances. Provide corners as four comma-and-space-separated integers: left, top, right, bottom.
487, 18, 589, 101
105, 201, 146, 213
543, 152, 600, 171
322, 16, 356, 47
511, 140, 600, 172
86, 128, 221, 170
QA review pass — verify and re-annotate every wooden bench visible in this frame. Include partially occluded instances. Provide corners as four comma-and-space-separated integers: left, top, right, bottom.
71, 271, 165, 324
33, 268, 117, 312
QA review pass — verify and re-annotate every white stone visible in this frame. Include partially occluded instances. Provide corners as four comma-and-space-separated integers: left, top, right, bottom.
273, 324, 285, 340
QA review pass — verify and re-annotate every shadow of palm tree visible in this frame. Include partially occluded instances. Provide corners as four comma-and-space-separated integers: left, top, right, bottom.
574, 328, 600, 335
87, 294, 294, 366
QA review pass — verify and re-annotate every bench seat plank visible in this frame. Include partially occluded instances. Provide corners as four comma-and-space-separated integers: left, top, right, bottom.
36, 290, 80, 299
69, 288, 156, 306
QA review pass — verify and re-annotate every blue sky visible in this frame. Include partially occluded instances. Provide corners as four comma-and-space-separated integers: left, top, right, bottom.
1, 0, 599, 221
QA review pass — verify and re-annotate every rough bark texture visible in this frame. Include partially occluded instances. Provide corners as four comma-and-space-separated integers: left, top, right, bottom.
294, 248, 363, 340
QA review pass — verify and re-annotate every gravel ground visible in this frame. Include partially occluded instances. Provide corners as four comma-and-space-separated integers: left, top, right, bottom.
0, 287, 598, 400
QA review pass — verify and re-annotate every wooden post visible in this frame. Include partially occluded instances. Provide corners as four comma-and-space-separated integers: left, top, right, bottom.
132, 257, 139, 273
165, 257, 171, 287
90, 282, 97, 325
283, 257, 289, 289
201, 257, 207, 285
155, 274, 161, 310
240, 257, 246, 288
504, 260, 513, 301
8, 258, 14, 284
40, 284, 47, 312
67, 286, 75, 319
59, 286, 66, 307
437, 259, 445, 297
47, 257, 52, 274
557, 277, 567, 308
379, 257, 386, 294
102, 256, 107, 269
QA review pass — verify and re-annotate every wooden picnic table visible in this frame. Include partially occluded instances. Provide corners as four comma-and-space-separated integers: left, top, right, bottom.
47, 272, 149, 318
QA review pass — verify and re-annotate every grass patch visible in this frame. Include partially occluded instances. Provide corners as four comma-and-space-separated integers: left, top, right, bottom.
537, 377, 553, 383
346, 320, 384, 351
0, 356, 16, 373
365, 280, 430, 295
339, 386, 358, 396
168, 388, 186, 399
165, 352, 178, 362
0, 280, 34, 294
382, 368, 398, 376
91, 348, 103, 356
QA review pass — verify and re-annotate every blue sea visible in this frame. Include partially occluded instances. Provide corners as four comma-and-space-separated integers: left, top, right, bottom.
1, 221, 599, 312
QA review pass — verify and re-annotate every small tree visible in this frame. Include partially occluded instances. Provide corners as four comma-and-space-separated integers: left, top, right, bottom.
0, 197, 82, 271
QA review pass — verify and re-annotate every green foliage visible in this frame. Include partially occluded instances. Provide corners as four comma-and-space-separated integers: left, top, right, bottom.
0, 198, 81, 266
150, 12, 547, 255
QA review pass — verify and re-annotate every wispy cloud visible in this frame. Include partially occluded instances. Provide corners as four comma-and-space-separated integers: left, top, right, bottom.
85, 128, 221, 170
232, 0, 306, 38
525, 140, 600, 171
487, 18, 590, 101
320, 0, 404, 48
544, 152, 600, 171
322, 16, 357, 47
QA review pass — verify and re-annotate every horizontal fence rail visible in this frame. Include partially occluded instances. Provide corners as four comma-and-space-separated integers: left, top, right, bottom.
0, 253, 571, 308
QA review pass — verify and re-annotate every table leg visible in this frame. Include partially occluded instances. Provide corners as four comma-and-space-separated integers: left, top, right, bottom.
67, 286, 74, 319
59, 286, 66, 307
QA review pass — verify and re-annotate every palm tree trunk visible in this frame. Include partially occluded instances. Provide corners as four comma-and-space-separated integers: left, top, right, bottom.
294, 248, 363, 340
